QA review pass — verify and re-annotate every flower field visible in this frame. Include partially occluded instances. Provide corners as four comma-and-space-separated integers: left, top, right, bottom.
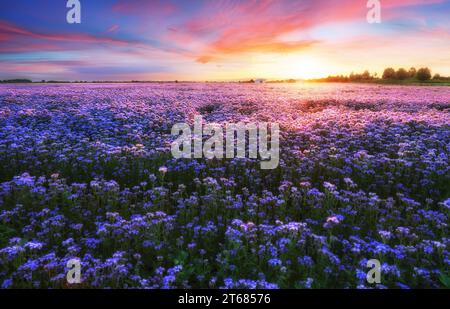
0, 82, 449, 288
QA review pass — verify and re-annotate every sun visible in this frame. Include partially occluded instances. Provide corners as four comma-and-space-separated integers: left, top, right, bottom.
249, 53, 332, 80
288, 55, 331, 79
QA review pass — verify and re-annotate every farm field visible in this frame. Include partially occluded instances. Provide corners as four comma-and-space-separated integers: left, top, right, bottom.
0, 82, 449, 288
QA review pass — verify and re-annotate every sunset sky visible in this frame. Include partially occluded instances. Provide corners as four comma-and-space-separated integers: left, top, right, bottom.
1, 0, 449, 81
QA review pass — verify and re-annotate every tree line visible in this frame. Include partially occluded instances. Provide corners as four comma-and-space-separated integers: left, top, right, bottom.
314, 67, 449, 83
0, 79, 33, 83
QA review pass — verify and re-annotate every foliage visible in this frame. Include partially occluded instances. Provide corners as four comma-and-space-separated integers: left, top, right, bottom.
416, 68, 432, 81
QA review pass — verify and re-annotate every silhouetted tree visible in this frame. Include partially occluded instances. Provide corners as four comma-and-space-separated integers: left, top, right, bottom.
433, 74, 441, 80
0, 79, 32, 83
396, 68, 409, 80
408, 67, 416, 77
382, 68, 396, 79
362, 70, 371, 80
416, 67, 431, 81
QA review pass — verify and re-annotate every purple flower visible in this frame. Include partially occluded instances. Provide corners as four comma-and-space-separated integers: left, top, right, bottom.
268, 258, 282, 268
24, 241, 44, 250
323, 215, 343, 229
2, 279, 13, 289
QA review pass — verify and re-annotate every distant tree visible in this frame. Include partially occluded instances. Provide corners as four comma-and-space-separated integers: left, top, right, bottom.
416, 67, 431, 81
396, 68, 409, 80
362, 70, 371, 80
382, 68, 396, 79
433, 74, 441, 80
0, 79, 32, 83
408, 67, 416, 77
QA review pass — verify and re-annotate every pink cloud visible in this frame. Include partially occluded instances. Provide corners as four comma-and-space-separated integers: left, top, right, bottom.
0, 62, 70, 73
0, 43, 62, 53
383, 0, 444, 8
165, 0, 446, 63
166, 0, 362, 61
0, 20, 136, 53
106, 24, 120, 33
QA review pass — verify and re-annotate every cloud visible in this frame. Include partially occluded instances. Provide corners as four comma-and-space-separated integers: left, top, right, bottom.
196, 55, 213, 64
165, 0, 447, 62
383, 0, 445, 8
0, 0, 448, 79
112, 0, 178, 16
0, 20, 134, 53
106, 24, 120, 33
0, 60, 83, 75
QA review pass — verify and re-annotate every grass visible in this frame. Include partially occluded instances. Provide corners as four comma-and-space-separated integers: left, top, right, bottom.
374, 78, 450, 86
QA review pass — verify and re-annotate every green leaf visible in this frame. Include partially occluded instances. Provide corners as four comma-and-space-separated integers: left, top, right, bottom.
439, 273, 450, 288
0, 224, 17, 247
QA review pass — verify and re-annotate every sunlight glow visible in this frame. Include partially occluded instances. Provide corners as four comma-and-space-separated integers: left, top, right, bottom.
250, 54, 333, 80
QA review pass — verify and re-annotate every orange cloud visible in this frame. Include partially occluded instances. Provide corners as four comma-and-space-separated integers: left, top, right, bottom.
196, 55, 213, 64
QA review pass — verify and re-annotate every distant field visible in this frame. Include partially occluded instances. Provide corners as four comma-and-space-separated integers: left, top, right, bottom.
0, 83, 449, 288
374, 79, 450, 86
307, 79, 450, 87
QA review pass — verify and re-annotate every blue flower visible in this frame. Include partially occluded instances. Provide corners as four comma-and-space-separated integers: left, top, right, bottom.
2, 279, 13, 289
268, 258, 282, 268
